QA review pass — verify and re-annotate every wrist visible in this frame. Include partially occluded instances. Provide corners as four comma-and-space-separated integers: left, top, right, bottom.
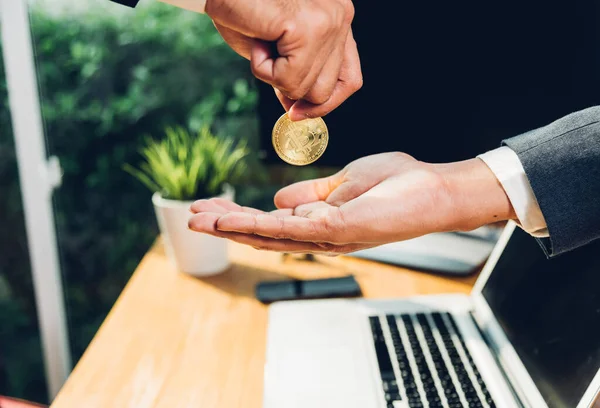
432, 158, 517, 232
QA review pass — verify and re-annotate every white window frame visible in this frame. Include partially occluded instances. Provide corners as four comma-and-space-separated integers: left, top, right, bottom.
0, 0, 71, 400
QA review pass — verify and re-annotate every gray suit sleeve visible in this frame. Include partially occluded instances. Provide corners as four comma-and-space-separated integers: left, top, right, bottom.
502, 106, 600, 257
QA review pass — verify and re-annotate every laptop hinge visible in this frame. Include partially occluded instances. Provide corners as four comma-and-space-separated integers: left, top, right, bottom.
469, 311, 526, 408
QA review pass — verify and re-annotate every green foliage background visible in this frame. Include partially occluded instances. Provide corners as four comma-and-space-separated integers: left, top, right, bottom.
0, 1, 279, 403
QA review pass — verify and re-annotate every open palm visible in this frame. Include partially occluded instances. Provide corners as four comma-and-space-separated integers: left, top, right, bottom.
188, 152, 512, 255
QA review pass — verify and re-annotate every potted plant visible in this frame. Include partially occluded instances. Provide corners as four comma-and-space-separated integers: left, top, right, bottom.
125, 125, 250, 276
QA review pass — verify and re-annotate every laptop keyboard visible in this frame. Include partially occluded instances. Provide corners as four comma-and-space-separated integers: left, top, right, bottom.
369, 312, 496, 408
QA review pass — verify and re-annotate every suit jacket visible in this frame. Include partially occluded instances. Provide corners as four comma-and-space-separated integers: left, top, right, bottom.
503, 106, 600, 257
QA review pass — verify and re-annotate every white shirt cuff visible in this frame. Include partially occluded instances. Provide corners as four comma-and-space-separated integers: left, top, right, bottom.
478, 146, 549, 238
158, 0, 207, 13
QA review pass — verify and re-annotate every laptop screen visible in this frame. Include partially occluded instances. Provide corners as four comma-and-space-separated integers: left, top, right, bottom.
482, 227, 600, 407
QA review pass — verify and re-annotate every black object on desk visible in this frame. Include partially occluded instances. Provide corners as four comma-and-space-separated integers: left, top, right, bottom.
255, 275, 362, 304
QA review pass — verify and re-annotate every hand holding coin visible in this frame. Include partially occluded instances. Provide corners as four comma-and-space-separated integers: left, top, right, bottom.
272, 113, 329, 166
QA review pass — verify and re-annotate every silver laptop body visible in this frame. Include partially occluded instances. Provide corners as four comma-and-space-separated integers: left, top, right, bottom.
263, 222, 600, 408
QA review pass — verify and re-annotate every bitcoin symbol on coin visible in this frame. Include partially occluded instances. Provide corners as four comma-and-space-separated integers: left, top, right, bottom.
272, 113, 329, 166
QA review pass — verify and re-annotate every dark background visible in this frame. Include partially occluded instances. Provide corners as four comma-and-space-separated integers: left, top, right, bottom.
259, 0, 600, 166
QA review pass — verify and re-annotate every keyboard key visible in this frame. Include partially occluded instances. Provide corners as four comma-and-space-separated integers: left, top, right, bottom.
387, 316, 423, 407
371, 313, 496, 408
417, 313, 463, 406
443, 313, 495, 407
402, 315, 443, 406
370, 317, 396, 382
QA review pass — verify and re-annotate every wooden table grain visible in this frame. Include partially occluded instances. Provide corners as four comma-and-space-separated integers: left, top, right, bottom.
50, 240, 480, 408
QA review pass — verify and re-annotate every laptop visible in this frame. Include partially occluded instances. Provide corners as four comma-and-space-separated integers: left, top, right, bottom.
263, 221, 600, 408
348, 226, 501, 276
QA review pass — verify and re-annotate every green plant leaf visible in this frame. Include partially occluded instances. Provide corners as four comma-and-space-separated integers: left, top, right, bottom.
123, 163, 161, 193
124, 123, 251, 200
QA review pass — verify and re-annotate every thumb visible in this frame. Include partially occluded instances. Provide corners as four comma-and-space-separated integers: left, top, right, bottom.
274, 172, 344, 209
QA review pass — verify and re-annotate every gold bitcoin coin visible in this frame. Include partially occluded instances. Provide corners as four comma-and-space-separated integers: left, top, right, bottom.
272, 113, 329, 166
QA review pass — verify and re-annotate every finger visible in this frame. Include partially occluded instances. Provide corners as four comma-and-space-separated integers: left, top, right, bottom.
249, 40, 278, 86
251, 40, 327, 101
188, 212, 330, 252
270, 208, 295, 217
274, 88, 295, 112
292, 42, 345, 118
274, 172, 344, 209
190, 198, 264, 215
325, 180, 372, 207
215, 211, 342, 243
188, 211, 222, 234
189, 212, 374, 254
293, 201, 333, 217
289, 29, 363, 119
219, 233, 372, 255
217, 231, 326, 253
190, 198, 239, 214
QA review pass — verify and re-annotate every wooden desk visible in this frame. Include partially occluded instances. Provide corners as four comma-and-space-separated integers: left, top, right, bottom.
50, 241, 480, 408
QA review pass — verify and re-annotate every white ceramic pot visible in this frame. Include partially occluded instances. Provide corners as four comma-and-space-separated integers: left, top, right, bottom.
152, 185, 234, 277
